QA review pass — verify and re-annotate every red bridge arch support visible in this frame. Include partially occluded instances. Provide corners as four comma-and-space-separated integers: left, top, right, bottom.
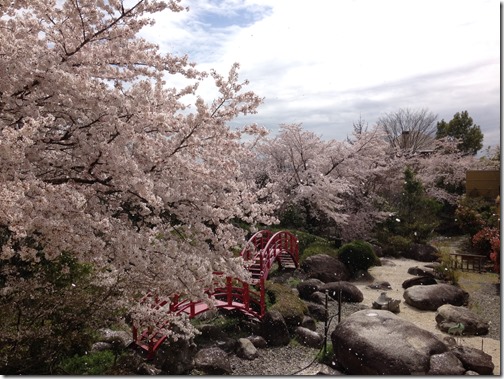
132, 230, 299, 359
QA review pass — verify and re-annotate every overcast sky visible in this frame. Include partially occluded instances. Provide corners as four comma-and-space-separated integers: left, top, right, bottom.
140, 0, 500, 149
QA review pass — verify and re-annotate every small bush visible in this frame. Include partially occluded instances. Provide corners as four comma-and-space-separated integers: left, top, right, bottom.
317, 342, 334, 366
58, 351, 116, 375
433, 247, 460, 285
338, 240, 378, 274
472, 227, 500, 272
381, 235, 412, 257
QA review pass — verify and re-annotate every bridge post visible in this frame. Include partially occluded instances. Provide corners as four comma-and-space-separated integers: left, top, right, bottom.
226, 276, 233, 306
243, 282, 250, 311
259, 276, 266, 317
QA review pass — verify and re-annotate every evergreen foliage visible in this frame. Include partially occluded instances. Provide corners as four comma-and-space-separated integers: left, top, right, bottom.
436, 110, 484, 155
337, 240, 378, 274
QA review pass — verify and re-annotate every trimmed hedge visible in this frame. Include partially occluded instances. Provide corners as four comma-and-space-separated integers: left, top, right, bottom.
338, 240, 378, 274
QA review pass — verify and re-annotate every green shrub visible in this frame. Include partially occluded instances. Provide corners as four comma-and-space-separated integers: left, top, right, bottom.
317, 342, 334, 366
338, 240, 378, 274
433, 247, 460, 285
0, 253, 123, 374
381, 235, 413, 257
58, 351, 116, 375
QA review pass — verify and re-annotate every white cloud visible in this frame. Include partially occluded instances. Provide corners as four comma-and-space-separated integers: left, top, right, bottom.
140, 0, 500, 147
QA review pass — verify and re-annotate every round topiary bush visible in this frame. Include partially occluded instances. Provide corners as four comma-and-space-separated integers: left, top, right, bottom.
338, 240, 378, 274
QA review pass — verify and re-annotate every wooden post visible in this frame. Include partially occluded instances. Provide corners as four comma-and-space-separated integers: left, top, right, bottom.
260, 277, 266, 317
226, 277, 233, 306
243, 282, 250, 310
323, 290, 328, 356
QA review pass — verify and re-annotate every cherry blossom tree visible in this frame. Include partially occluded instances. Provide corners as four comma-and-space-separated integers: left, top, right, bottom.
0, 0, 277, 340
248, 123, 393, 241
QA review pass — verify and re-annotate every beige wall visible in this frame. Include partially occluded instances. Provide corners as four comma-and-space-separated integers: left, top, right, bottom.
466, 170, 500, 198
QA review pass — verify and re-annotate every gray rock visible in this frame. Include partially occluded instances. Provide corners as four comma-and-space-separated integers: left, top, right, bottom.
301, 315, 317, 331
197, 324, 227, 340
97, 328, 133, 349
301, 254, 350, 283
331, 309, 448, 375
196, 324, 237, 353
295, 362, 344, 375
402, 276, 437, 289
297, 278, 325, 300
402, 243, 439, 262
442, 335, 457, 348
436, 304, 489, 336
155, 337, 197, 375
247, 335, 267, 348
464, 370, 480, 375
310, 290, 332, 305
193, 347, 232, 375
403, 283, 469, 311
260, 310, 290, 346
295, 326, 324, 348
236, 338, 258, 360
428, 352, 466, 375
306, 302, 328, 322
371, 294, 401, 313
91, 341, 112, 352
380, 259, 396, 267
407, 266, 436, 277
367, 280, 392, 290
320, 281, 364, 303
451, 346, 494, 375
137, 362, 162, 375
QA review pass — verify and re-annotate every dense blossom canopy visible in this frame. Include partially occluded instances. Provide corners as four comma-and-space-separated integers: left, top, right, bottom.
0, 0, 277, 333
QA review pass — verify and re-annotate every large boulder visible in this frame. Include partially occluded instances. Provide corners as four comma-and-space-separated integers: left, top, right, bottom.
451, 346, 495, 375
320, 281, 364, 303
402, 243, 439, 262
259, 310, 290, 346
193, 347, 232, 375
296, 278, 325, 300
331, 309, 449, 375
403, 283, 468, 311
155, 336, 197, 375
301, 254, 350, 283
194, 324, 237, 353
402, 276, 437, 289
435, 304, 489, 336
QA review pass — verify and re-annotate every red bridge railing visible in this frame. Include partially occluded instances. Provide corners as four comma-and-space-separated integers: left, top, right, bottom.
132, 230, 298, 359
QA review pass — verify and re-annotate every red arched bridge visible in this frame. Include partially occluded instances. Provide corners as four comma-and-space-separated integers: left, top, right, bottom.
132, 230, 299, 358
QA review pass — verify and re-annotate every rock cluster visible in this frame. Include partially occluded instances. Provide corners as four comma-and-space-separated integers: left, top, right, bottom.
104, 248, 495, 375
